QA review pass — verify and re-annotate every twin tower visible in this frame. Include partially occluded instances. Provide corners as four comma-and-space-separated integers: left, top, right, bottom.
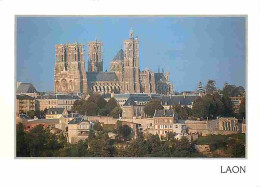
54, 30, 173, 95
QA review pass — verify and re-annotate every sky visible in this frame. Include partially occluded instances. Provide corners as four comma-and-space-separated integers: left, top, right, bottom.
17, 16, 246, 92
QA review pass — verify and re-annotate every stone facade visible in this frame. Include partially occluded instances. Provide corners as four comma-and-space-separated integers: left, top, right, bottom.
36, 94, 80, 111
54, 30, 173, 95
153, 109, 175, 137
54, 42, 88, 94
16, 95, 36, 115
88, 40, 103, 72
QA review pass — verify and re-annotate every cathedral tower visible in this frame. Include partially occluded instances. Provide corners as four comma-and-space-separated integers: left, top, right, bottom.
88, 39, 103, 72
54, 42, 88, 94
121, 29, 141, 93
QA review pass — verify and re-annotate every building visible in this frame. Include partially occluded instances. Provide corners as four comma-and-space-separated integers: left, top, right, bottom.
54, 30, 173, 95
45, 108, 68, 119
24, 119, 60, 132
68, 117, 93, 143
218, 117, 239, 132
153, 109, 175, 138
16, 95, 36, 115
16, 82, 39, 98
121, 94, 152, 119
54, 42, 88, 94
88, 39, 103, 72
36, 94, 80, 111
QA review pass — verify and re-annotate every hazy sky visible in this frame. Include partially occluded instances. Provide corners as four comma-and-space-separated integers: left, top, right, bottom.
17, 16, 246, 92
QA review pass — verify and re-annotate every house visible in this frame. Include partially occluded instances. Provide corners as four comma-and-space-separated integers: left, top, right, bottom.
68, 118, 93, 144
16, 82, 39, 98
36, 94, 81, 111
153, 109, 175, 138
46, 108, 68, 119
16, 95, 36, 115
121, 95, 152, 118
24, 119, 60, 131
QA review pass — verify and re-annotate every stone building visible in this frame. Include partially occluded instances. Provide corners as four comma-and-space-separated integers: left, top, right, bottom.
54, 30, 173, 95
16, 82, 39, 98
36, 94, 80, 111
68, 117, 93, 144
54, 42, 88, 94
16, 95, 36, 115
88, 39, 103, 72
153, 109, 175, 137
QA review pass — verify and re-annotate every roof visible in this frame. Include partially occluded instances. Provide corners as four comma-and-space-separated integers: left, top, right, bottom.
124, 95, 152, 106
26, 119, 59, 125
36, 94, 80, 100
154, 73, 166, 82
56, 95, 80, 100
68, 117, 88, 124
16, 94, 35, 100
17, 83, 37, 93
160, 95, 198, 106
86, 72, 118, 82
154, 109, 174, 117
47, 108, 65, 115
112, 49, 124, 61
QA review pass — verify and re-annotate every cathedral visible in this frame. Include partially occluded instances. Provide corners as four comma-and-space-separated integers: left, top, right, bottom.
54, 30, 173, 95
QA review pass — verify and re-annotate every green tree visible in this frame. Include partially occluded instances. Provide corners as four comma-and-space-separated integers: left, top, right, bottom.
93, 122, 103, 132
27, 110, 35, 119
205, 79, 217, 94
85, 100, 99, 116
116, 123, 132, 141
192, 96, 206, 118
111, 106, 122, 118
144, 99, 164, 117
222, 84, 245, 97
222, 93, 234, 117
106, 98, 118, 114
88, 133, 113, 157
16, 123, 30, 157
238, 97, 246, 119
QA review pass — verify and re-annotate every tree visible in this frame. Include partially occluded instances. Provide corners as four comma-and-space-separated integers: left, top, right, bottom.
222, 94, 234, 117
197, 81, 205, 94
85, 100, 99, 116
88, 133, 113, 157
172, 104, 191, 120
106, 98, 118, 114
16, 123, 30, 157
238, 97, 246, 119
205, 80, 217, 94
93, 122, 103, 132
111, 106, 122, 118
222, 84, 245, 97
144, 99, 164, 117
192, 96, 207, 118
27, 110, 35, 119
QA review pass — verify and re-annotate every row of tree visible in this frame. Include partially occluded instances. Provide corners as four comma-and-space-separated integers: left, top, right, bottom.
71, 94, 122, 118
16, 123, 201, 157
17, 121, 245, 157
197, 79, 245, 96
143, 93, 245, 120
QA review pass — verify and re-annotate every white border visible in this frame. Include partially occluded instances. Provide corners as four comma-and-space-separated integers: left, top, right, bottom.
0, 0, 259, 187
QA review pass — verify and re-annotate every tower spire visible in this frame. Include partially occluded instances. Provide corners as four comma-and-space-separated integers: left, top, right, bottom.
129, 28, 134, 39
